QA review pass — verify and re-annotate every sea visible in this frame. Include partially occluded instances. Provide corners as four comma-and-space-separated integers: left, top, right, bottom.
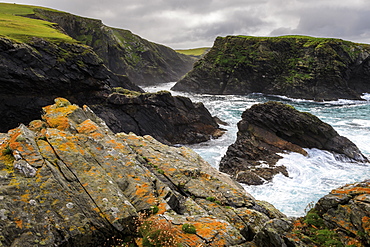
143, 82, 370, 217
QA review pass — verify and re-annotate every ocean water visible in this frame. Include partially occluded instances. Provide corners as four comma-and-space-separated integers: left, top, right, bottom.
144, 82, 370, 217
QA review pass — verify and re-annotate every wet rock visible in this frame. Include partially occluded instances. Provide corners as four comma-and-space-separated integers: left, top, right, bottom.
220, 101, 368, 185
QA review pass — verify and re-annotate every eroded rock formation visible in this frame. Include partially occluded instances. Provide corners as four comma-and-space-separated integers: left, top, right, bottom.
220, 101, 368, 185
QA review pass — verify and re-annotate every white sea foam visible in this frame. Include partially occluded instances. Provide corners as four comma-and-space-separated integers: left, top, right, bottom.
143, 83, 370, 217
243, 149, 370, 217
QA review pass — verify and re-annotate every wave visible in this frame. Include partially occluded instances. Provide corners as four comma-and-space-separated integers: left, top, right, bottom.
268, 93, 370, 106
243, 148, 370, 217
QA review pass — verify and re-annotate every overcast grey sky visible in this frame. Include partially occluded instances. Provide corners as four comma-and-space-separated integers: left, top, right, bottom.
9, 0, 370, 49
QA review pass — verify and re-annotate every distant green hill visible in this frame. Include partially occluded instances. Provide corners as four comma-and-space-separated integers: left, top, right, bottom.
176, 47, 210, 59
0, 3, 74, 43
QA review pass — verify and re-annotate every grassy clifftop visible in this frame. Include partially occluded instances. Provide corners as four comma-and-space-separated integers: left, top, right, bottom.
0, 3, 74, 43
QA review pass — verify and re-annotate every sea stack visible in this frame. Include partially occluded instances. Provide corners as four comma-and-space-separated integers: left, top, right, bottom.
219, 101, 368, 185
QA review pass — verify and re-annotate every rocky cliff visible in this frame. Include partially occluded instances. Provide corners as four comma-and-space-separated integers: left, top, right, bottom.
0, 36, 221, 144
220, 101, 368, 185
0, 98, 285, 246
173, 35, 370, 101
34, 8, 195, 86
1, 99, 369, 246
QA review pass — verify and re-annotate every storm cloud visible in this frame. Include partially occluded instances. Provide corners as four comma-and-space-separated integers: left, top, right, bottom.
13, 0, 370, 48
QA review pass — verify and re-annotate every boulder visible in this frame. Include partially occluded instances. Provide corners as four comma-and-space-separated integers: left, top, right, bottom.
173, 35, 370, 101
0, 98, 284, 246
220, 101, 368, 185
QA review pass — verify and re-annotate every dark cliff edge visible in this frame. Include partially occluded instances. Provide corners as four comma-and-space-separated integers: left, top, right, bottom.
34, 8, 195, 86
220, 101, 368, 185
0, 36, 221, 144
173, 35, 370, 101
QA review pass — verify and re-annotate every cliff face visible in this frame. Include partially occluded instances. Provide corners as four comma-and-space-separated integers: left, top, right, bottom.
0, 36, 221, 144
173, 35, 370, 101
0, 98, 284, 246
35, 9, 195, 86
220, 101, 368, 185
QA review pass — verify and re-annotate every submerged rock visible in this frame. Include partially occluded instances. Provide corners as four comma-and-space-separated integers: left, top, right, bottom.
173, 35, 370, 101
220, 101, 368, 185
0, 98, 283, 246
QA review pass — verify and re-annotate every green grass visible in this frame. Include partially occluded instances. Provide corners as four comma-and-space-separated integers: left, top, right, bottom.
176, 47, 210, 57
0, 3, 75, 43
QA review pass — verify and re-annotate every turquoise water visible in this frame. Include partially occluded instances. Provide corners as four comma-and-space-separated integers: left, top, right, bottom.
144, 83, 370, 217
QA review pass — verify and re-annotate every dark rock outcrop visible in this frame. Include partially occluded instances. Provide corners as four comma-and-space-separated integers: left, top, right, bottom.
35, 8, 195, 86
173, 35, 370, 101
91, 89, 224, 144
220, 101, 368, 185
0, 98, 284, 246
0, 37, 221, 144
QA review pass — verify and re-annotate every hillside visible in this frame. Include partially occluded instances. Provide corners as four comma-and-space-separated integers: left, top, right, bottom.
173, 35, 370, 101
0, 3, 195, 85
176, 47, 211, 59
33, 7, 195, 85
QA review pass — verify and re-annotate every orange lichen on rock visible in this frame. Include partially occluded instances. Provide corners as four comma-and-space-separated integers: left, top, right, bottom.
42, 98, 79, 131
76, 119, 104, 139
332, 186, 370, 195
362, 216, 370, 233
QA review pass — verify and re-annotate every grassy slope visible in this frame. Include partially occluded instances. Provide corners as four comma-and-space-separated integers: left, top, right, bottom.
176, 47, 210, 58
0, 3, 75, 43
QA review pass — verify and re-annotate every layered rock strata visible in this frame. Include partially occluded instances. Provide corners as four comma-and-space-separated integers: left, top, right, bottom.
0, 37, 221, 144
0, 98, 284, 246
220, 101, 368, 185
173, 35, 370, 101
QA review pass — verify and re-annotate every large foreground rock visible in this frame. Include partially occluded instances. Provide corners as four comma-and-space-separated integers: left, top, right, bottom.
0, 98, 284, 246
0, 37, 221, 144
220, 101, 368, 185
173, 35, 370, 101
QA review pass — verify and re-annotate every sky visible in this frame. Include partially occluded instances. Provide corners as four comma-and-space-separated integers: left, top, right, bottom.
7, 0, 370, 49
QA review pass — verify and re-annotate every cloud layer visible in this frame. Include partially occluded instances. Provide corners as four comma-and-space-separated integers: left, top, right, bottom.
14, 0, 370, 48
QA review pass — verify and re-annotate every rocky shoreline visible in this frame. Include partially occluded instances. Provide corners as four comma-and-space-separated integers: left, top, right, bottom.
0, 99, 369, 246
